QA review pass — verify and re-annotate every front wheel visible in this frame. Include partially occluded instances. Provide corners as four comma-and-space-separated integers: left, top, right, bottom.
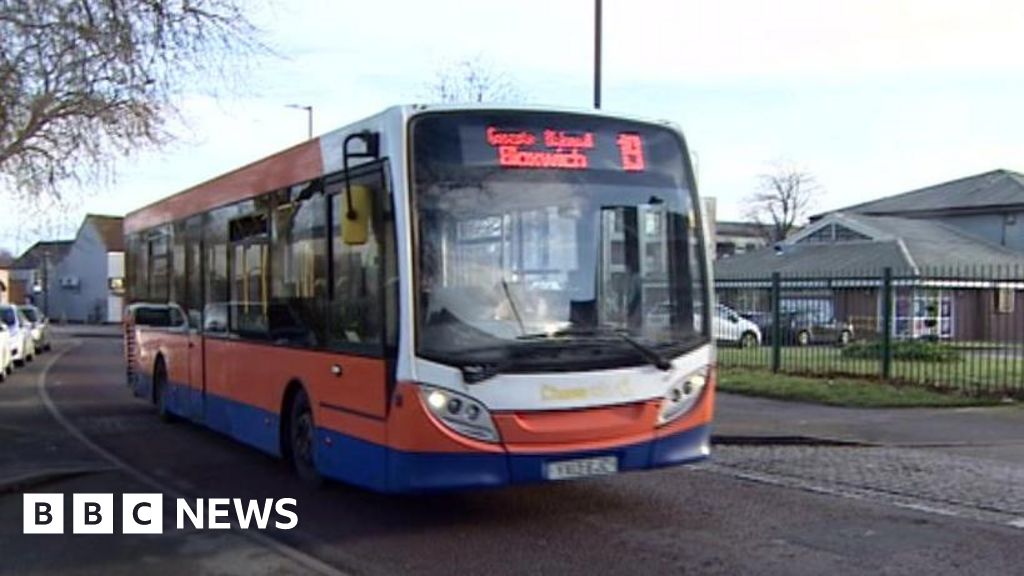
739, 331, 759, 348
796, 330, 811, 347
289, 389, 323, 486
838, 330, 852, 346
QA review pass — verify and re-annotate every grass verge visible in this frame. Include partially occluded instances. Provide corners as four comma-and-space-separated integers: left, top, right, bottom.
718, 367, 1006, 408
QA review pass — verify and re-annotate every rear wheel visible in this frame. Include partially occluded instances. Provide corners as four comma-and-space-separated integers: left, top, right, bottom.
796, 330, 811, 347
838, 330, 852, 346
288, 389, 323, 486
154, 360, 176, 423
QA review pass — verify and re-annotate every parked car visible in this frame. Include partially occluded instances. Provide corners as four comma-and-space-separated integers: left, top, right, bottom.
17, 304, 51, 353
648, 302, 761, 347
741, 310, 854, 346
0, 322, 13, 381
0, 304, 35, 367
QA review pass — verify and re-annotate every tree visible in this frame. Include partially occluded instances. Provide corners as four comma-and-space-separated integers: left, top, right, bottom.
427, 57, 524, 103
0, 0, 266, 199
743, 163, 821, 243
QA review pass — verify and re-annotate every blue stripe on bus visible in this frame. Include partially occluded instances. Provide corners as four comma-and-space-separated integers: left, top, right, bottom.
142, 377, 709, 493
319, 424, 711, 493
155, 379, 282, 457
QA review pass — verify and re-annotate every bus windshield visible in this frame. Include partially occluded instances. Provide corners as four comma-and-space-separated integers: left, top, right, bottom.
411, 111, 708, 373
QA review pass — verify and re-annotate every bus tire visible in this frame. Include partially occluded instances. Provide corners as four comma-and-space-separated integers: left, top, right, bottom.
154, 358, 176, 423
287, 388, 323, 486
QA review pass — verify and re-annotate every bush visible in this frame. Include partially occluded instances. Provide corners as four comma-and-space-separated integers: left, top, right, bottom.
841, 340, 961, 362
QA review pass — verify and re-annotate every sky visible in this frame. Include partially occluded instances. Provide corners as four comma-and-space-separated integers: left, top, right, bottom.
4, 0, 1024, 252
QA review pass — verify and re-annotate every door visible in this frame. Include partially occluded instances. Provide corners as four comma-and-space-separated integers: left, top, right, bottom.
184, 216, 206, 420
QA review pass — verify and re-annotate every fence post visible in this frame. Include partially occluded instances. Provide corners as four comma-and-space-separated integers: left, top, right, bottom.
881, 267, 893, 381
771, 271, 782, 373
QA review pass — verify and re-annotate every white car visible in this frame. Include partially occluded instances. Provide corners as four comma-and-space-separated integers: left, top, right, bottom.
648, 302, 762, 348
0, 304, 36, 367
0, 322, 13, 381
713, 304, 762, 348
18, 304, 51, 353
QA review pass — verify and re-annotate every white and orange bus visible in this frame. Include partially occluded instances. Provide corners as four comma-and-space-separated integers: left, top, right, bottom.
124, 105, 715, 492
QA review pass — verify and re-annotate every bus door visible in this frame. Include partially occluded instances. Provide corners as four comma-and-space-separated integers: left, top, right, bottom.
184, 216, 206, 421
319, 167, 394, 420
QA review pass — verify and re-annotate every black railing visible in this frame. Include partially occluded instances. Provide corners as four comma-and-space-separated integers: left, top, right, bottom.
715, 265, 1024, 397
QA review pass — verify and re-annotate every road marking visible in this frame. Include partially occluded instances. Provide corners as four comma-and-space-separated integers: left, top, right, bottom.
36, 341, 350, 576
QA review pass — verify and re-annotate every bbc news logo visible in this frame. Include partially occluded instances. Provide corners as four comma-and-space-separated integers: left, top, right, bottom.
23, 494, 298, 534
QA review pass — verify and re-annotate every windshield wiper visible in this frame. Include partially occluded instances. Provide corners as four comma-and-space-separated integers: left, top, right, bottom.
519, 326, 673, 371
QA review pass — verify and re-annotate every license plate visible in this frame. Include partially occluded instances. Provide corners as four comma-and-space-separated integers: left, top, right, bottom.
545, 456, 618, 481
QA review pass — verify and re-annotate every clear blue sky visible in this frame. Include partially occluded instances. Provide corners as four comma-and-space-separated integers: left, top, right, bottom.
4, 0, 1023, 251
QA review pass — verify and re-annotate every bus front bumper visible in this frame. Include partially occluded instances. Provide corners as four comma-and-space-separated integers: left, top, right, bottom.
383, 423, 711, 493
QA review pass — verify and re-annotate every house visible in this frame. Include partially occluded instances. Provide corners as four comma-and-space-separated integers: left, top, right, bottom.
715, 211, 1024, 342
12, 215, 125, 323
9, 240, 74, 312
814, 169, 1024, 252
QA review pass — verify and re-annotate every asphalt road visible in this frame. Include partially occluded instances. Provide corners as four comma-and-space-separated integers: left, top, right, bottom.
3, 333, 1024, 575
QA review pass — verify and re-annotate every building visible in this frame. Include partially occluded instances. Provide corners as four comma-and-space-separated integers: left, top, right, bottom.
714, 221, 770, 259
715, 211, 1024, 342
9, 240, 74, 311
11, 215, 125, 323
815, 169, 1024, 252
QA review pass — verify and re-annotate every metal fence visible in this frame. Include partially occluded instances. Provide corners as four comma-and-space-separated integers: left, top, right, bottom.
715, 265, 1024, 397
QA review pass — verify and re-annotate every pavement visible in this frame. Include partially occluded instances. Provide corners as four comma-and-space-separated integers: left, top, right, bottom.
713, 391, 1024, 463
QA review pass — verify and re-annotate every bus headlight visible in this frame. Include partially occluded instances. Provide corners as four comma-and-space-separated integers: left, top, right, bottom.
419, 386, 500, 443
657, 369, 708, 426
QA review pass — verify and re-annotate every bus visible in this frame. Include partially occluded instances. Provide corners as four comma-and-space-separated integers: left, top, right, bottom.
123, 105, 715, 492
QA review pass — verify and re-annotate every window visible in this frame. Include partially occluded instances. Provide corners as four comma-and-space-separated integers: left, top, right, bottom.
204, 206, 232, 334
148, 229, 170, 302
126, 234, 148, 302
797, 223, 870, 244
229, 211, 270, 337
184, 216, 203, 328
328, 170, 386, 350
270, 184, 327, 347
171, 222, 186, 306
996, 288, 1015, 314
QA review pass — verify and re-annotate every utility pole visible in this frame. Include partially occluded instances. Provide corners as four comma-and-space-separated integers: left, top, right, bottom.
594, 0, 602, 109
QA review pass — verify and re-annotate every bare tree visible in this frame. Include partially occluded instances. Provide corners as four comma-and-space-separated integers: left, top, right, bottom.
744, 163, 821, 243
0, 247, 13, 267
427, 58, 524, 103
0, 0, 267, 199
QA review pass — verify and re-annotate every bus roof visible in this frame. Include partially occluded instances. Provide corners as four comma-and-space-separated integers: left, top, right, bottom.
123, 104, 681, 234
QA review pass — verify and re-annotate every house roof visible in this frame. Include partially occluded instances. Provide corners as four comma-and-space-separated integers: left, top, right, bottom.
716, 221, 769, 238
12, 241, 73, 270
716, 212, 1024, 279
816, 169, 1024, 218
83, 214, 124, 252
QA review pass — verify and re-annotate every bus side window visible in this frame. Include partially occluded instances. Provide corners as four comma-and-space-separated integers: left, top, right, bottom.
329, 172, 384, 350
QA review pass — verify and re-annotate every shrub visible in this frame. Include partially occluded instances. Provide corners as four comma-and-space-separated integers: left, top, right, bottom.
841, 340, 961, 362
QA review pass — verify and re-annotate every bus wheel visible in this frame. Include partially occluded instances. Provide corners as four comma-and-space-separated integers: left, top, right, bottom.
289, 389, 323, 486
154, 360, 176, 423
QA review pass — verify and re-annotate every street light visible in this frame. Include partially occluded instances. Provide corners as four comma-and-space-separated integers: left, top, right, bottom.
286, 104, 313, 140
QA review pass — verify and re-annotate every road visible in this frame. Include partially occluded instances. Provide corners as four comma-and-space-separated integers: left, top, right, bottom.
2, 332, 1024, 575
